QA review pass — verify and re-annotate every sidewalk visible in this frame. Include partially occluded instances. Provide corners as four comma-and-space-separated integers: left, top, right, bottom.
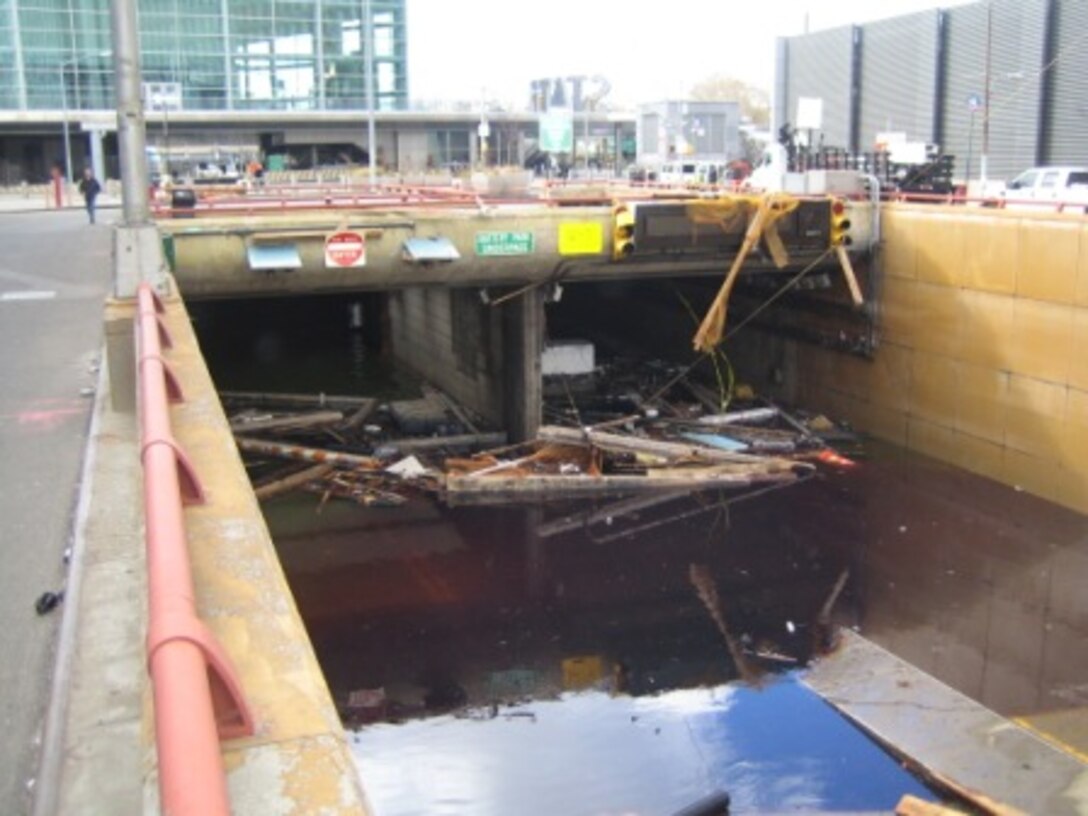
0, 191, 122, 214
35, 290, 371, 815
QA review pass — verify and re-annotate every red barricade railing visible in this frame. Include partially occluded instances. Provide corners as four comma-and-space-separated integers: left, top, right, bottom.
135, 284, 254, 815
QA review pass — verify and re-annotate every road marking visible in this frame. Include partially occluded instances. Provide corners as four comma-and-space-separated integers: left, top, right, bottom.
1, 290, 57, 301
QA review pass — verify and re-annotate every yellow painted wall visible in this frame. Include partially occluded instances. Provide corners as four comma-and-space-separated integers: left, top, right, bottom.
792, 204, 1088, 515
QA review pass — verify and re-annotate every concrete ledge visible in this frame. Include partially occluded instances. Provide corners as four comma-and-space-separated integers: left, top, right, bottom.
144, 286, 369, 813
805, 631, 1088, 815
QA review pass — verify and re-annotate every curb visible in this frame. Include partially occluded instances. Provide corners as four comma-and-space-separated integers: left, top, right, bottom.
30, 352, 110, 816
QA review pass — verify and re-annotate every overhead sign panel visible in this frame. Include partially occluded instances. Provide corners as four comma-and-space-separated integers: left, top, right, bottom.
539, 111, 574, 153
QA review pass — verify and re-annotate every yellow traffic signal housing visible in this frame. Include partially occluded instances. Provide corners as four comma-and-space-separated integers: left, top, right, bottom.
612, 203, 635, 259
830, 199, 853, 247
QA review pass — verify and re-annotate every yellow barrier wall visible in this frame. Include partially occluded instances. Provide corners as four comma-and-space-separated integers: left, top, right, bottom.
792, 204, 1088, 515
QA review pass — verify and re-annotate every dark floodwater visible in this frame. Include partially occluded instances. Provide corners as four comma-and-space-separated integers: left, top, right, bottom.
265, 479, 942, 815
193, 295, 1088, 816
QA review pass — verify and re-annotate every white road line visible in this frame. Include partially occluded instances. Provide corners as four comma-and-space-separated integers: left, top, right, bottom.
1, 290, 57, 301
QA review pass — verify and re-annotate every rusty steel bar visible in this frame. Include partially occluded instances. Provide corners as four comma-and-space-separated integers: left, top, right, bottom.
235, 436, 381, 469
136, 284, 254, 816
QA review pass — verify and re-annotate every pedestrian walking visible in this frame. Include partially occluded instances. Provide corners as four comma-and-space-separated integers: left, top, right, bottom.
77, 168, 101, 224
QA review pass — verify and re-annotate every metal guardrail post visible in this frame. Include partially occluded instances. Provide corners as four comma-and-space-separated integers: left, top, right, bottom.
135, 284, 254, 816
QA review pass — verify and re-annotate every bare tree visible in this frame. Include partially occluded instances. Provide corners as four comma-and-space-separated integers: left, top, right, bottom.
690, 74, 770, 126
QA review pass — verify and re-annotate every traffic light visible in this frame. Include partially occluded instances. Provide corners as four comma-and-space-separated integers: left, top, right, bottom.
830, 199, 852, 247
612, 203, 635, 259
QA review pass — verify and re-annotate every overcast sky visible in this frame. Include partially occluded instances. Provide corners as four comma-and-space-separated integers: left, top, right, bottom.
407, 0, 974, 108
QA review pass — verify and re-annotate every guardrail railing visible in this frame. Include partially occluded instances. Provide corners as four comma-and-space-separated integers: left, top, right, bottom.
135, 283, 254, 815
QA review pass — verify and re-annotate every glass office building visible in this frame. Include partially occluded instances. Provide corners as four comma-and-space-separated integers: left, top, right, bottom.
0, 0, 408, 112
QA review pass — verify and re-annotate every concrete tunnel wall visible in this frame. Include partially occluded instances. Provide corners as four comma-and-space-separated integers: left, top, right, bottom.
388, 287, 505, 425
387, 285, 544, 440
739, 204, 1088, 517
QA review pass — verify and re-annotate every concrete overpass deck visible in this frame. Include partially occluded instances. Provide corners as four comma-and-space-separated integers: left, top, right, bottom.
160, 196, 874, 299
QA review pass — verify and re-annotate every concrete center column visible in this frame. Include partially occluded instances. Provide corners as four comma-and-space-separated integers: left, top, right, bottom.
502, 287, 544, 442
110, 0, 166, 298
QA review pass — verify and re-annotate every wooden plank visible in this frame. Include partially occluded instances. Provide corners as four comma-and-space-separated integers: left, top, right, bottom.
337, 399, 379, 431
836, 244, 865, 306
895, 795, 964, 816
220, 390, 374, 409
536, 424, 796, 468
384, 432, 506, 453
229, 410, 344, 434
254, 464, 334, 501
446, 468, 797, 496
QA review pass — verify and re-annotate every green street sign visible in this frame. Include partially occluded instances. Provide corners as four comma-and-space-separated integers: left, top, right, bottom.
475, 231, 535, 256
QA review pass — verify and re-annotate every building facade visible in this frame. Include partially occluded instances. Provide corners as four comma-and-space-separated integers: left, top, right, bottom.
636, 101, 742, 168
774, 0, 1088, 182
0, 0, 408, 113
0, 1, 641, 184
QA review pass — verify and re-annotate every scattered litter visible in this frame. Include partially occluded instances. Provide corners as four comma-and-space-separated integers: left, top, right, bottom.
344, 687, 388, 724
786, 620, 796, 634
79, 387, 94, 398
385, 455, 427, 479
35, 591, 63, 615
898, 526, 908, 533
346, 687, 386, 709
680, 432, 748, 452
807, 414, 835, 432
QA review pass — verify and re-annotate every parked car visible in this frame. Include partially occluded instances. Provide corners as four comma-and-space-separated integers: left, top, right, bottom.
999, 166, 1088, 212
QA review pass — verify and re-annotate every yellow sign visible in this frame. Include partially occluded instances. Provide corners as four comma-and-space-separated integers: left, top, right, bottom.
561, 655, 606, 690
558, 222, 604, 256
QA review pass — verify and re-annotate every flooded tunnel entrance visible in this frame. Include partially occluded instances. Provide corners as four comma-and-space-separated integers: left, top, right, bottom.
188, 286, 1088, 815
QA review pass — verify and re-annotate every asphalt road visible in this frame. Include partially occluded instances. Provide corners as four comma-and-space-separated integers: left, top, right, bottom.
0, 209, 115, 814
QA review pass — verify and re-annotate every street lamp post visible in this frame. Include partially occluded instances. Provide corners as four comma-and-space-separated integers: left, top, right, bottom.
59, 64, 73, 186
363, 0, 376, 187
980, 2, 992, 188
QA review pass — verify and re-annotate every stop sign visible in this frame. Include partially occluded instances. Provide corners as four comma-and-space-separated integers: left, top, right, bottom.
324, 231, 366, 268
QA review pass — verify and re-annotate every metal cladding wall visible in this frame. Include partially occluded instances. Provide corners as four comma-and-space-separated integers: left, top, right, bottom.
941, 0, 1047, 181
858, 11, 940, 149
1045, 0, 1088, 164
780, 0, 1088, 181
784, 26, 854, 148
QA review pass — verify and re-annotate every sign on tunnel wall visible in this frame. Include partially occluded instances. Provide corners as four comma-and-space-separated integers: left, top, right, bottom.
324, 231, 367, 268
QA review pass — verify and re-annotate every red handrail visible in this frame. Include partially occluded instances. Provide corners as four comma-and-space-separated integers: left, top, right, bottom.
135, 284, 254, 816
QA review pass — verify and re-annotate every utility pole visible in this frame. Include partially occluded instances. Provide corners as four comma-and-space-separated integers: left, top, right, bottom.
59, 64, 73, 186
980, 2, 992, 188
110, 0, 150, 224
363, 0, 376, 187
110, 0, 165, 297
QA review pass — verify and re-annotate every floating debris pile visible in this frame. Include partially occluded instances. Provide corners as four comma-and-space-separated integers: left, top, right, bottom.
228, 373, 859, 509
